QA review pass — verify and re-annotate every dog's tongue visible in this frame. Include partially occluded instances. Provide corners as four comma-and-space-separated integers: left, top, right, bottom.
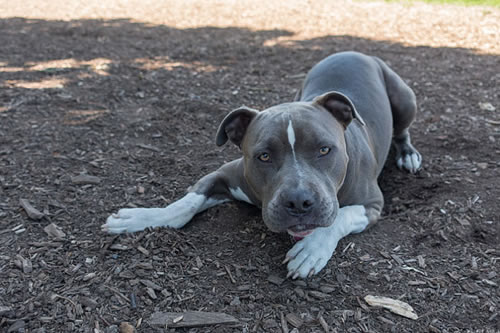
287, 225, 315, 240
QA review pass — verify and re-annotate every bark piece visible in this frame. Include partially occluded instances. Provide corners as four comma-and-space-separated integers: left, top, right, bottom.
268, 274, 285, 286
364, 295, 418, 320
80, 296, 98, 309
44, 223, 66, 239
140, 279, 162, 290
71, 174, 101, 185
0, 306, 12, 316
7, 320, 25, 333
20, 199, 44, 220
149, 311, 238, 328
110, 244, 129, 251
15, 254, 32, 273
285, 313, 303, 328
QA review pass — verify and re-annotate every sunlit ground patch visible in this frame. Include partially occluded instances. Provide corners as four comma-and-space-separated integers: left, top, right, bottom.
133, 57, 219, 72
63, 109, 109, 125
4, 78, 67, 89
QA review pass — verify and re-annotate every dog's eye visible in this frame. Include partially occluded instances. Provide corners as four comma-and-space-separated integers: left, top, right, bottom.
319, 147, 331, 156
258, 152, 271, 162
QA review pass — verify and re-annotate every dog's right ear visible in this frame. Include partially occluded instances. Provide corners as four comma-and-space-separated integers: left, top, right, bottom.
216, 106, 260, 147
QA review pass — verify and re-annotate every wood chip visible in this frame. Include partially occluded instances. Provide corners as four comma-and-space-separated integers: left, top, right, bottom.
130, 293, 137, 309
429, 324, 441, 333
137, 246, 149, 256
390, 254, 404, 265
224, 265, 236, 283
482, 279, 498, 287
408, 280, 427, 286
173, 315, 184, 323
149, 311, 238, 328
7, 320, 25, 333
318, 315, 329, 332
364, 295, 418, 320
267, 274, 285, 286
140, 279, 162, 290
43, 223, 66, 239
454, 216, 471, 226
146, 287, 157, 299
0, 306, 12, 316
280, 312, 289, 333
471, 256, 478, 270
308, 290, 330, 299
19, 198, 44, 220
15, 254, 32, 273
485, 118, 500, 125
80, 296, 98, 309
378, 315, 396, 325
136, 143, 160, 152
71, 174, 101, 185
319, 284, 336, 294
379, 251, 391, 259
195, 256, 203, 268
83, 272, 96, 281
285, 313, 303, 328
417, 255, 426, 268
110, 244, 129, 251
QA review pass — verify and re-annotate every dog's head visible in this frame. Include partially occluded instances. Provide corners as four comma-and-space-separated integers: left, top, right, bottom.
216, 91, 363, 237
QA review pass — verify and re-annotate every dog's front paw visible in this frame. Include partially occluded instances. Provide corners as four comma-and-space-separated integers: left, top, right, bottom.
283, 229, 337, 279
102, 208, 167, 234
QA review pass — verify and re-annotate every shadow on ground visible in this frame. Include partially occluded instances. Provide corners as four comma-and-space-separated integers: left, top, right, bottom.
0, 17, 499, 333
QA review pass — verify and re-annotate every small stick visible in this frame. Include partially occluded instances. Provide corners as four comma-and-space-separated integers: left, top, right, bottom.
224, 265, 236, 284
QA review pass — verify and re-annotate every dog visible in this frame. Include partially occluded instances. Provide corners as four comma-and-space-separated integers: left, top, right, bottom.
102, 51, 421, 279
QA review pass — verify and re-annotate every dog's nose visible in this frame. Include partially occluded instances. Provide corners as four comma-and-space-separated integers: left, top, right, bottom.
284, 190, 315, 216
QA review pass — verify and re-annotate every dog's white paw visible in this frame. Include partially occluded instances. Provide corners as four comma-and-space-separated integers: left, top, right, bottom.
102, 208, 169, 234
283, 205, 369, 279
284, 228, 337, 279
397, 151, 422, 174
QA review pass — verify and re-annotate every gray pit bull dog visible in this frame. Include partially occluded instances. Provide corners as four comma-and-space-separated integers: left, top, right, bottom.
103, 51, 422, 279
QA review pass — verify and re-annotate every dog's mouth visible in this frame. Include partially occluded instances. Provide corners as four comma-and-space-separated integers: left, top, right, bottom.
287, 224, 318, 240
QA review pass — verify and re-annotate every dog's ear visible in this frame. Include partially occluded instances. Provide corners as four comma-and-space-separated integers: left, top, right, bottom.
216, 106, 260, 147
313, 91, 366, 129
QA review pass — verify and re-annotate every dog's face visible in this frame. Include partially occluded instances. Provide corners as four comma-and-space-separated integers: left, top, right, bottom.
242, 103, 347, 236
216, 92, 362, 237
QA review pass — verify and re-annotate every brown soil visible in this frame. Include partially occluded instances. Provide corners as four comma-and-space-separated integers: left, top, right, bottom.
0, 1, 499, 332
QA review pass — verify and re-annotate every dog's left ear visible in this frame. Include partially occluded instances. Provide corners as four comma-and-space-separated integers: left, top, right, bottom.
216, 106, 260, 147
313, 91, 366, 128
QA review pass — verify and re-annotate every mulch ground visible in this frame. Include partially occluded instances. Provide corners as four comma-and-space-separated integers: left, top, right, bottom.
0, 1, 499, 332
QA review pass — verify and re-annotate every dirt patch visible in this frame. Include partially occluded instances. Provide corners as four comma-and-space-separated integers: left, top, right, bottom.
0, 1, 499, 332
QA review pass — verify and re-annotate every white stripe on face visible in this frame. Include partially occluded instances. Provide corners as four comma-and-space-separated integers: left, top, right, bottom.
286, 118, 305, 181
287, 119, 296, 158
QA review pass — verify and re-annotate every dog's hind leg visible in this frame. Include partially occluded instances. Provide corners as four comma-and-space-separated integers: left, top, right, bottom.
375, 57, 422, 174
102, 159, 251, 234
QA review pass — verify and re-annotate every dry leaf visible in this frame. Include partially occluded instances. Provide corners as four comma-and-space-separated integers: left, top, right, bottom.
364, 295, 418, 320
479, 102, 495, 112
119, 322, 135, 333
